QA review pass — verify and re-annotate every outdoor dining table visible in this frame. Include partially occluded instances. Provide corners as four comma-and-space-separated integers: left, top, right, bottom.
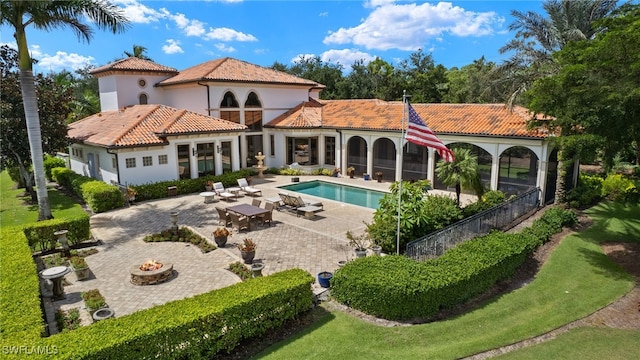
226, 204, 270, 231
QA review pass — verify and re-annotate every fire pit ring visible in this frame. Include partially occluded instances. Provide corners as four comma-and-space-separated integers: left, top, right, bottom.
130, 261, 174, 285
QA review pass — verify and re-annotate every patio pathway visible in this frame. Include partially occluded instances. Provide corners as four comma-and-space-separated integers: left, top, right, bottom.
48, 175, 473, 330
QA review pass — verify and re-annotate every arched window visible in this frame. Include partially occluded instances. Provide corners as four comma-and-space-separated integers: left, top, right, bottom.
244, 92, 262, 131
139, 93, 148, 105
220, 91, 239, 123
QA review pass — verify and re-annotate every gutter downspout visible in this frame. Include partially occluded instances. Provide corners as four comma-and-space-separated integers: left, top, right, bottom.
197, 81, 211, 116
106, 148, 120, 184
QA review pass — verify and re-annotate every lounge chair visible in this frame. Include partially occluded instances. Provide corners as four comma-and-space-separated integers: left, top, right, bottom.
291, 195, 323, 218
237, 178, 262, 197
229, 212, 249, 232
215, 206, 231, 226
213, 182, 235, 202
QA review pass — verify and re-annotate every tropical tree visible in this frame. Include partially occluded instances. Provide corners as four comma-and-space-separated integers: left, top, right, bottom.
0, 0, 129, 220
435, 147, 480, 206
494, 0, 619, 107
124, 44, 152, 60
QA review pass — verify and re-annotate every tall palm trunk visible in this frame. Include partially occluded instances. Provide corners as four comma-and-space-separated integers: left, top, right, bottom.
19, 69, 53, 220
554, 149, 567, 207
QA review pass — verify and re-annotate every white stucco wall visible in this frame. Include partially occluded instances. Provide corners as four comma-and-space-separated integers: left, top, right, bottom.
98, 73, 171, 111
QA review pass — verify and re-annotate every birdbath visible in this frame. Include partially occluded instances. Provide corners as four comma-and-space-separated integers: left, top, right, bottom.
170, 211, 179, 233
253, 152, 267, 178
40, 266, 71, 300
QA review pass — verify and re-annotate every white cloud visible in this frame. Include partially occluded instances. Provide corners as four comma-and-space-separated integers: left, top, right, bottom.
171, 13, 206, 37
205, 27, 257, 42
290, 54, 317, 63
162, 39, 184, 54
320, 49, 376, 67
36, 51, 95, 71
319, 12, 328, 17
324, 1, 504, 51
114, 0, 167, 24
214, 43, 236, 53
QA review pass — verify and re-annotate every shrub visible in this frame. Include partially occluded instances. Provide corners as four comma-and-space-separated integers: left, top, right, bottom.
43, 155, 66, 180
56, 308, 81, 332
228, 261, 252, 281
82, 289, 107, 313
566, 173, 603, 208
462, 190, 506, 217
22, 214, 91, 251
143, 227, 215, 253
602, 174, 635, 202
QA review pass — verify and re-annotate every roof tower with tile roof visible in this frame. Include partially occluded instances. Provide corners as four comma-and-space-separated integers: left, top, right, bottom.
90, 57, 179, 77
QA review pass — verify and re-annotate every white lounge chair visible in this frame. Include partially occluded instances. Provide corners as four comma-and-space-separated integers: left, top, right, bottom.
213, 182, 235, 202
237, 178, 262, 197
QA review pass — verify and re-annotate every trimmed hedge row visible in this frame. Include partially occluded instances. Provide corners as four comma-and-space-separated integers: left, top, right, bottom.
331, 207, 577, 321
51, 167, 122, 213
0, 228, 43, 345
22, 214, 91, 251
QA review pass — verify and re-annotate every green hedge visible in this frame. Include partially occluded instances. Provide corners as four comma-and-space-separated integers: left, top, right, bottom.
43, 156, 66, 181
51, 167, 122, 214
22, 215, 91, 251
0, 227, 43, 345
331, 207, 577, 321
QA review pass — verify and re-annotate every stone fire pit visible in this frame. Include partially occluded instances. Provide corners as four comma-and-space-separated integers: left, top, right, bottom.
130, 260, 173, 285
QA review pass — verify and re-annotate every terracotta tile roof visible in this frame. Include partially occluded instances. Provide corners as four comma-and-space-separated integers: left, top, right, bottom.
158, 57, 321, 87
68, 105, 246, 148
90, 57, 178, 76
267, 100, 550, 139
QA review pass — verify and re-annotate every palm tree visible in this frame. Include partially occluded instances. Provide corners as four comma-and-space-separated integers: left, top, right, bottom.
495, 0, 619, 107
435, 148, 479, 207
0, 0, 129, 220
124, 44, 152, 60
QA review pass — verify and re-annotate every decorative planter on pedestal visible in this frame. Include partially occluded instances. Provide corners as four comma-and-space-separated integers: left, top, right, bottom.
214, 236, 228, 247
371, 245, 382, 256
317, 271, 333, 288
241, 250, 255, 265
354, 248, 367, 258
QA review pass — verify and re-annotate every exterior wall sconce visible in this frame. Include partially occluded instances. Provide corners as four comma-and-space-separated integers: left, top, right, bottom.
192, 147, 197, 156
216, 145, 221, 154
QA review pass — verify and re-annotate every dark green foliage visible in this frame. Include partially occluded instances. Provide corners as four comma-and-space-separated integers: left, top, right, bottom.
55, 308, 81, 332
22, 214, 91, 251
567, 173, 603, 208
144, 227, 216, 253
228, 261, 252, 281
368, 180, 462, 254
332, 207, 577, 321
601, 174, 636, 203
81, 289, 107, 313
462, 190, 507, 217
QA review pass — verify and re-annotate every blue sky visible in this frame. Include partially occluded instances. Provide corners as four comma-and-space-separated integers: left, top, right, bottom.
0, 0, 545, 74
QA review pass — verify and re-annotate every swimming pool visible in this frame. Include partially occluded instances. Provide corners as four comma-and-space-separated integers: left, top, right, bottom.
278, 180, 387, 209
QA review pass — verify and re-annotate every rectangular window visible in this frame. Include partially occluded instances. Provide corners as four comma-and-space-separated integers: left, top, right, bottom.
286, 137, 318, 165
244, 110, 262, 131
158, 154, 168, 165
325, 136, 336, 165
142, 156, 152, 166
125, 158, 136, 168
270, 135, 275, 156
112, 157, 117, 169
196, 143, 215, 176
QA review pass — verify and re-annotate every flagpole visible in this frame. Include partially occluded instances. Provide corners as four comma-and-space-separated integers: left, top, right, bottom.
397, 91, 409, 255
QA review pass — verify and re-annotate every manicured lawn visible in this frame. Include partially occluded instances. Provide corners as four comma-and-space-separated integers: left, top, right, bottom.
0, 171, 86, 226
255, 202, 639, 359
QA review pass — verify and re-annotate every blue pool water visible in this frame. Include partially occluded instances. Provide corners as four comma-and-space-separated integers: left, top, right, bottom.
278, 180, 387, 209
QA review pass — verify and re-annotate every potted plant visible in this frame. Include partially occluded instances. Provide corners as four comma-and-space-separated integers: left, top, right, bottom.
375, 171, 383, 182
346, 230, 370, 258
126, 187, 137, 203
213, 227, 231, 247
347, 166, 355, 178
370, 238, 383, 256
69, 256, 90, 281
205, 180, 214, 191
363, 173, 370, 181
237, 238, 257, 264
81, 289, 107, 315
317, 271, 333, 288
332, 167, 341, 177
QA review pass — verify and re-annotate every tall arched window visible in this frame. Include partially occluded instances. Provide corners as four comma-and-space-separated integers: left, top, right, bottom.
139, 93, 148, 104
244, 92, 262, 132
220, 91, 239, 123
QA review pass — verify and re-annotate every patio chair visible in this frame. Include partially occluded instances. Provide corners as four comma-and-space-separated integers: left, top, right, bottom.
292, 195, 323, 218
215, 206, 231, 227
213, 182, 235, 202
252, 199, 261, 207
229, 212, 249, 232
237, 178, 262, 197
257, 201, 274, 227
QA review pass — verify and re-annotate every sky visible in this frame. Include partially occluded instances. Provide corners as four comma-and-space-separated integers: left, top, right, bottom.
0, 0, 546, 74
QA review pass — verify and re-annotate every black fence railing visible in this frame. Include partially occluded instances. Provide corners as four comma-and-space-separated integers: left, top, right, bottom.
406, 187, 540, 261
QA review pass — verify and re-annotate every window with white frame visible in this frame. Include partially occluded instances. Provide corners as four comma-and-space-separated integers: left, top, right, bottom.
125, 158, 136, 168
142, 156, 152, 166
158, 154, 168, 164
112, 157, 117, 169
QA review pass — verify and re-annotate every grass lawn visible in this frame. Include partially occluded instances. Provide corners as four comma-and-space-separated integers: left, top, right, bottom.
255, 202, 639, 359
0, 171, 86, 226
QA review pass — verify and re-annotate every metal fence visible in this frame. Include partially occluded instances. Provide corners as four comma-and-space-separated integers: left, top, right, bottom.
406, 187, 540, 261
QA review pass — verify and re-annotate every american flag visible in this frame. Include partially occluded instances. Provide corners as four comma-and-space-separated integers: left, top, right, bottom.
405, 103, 455, 162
